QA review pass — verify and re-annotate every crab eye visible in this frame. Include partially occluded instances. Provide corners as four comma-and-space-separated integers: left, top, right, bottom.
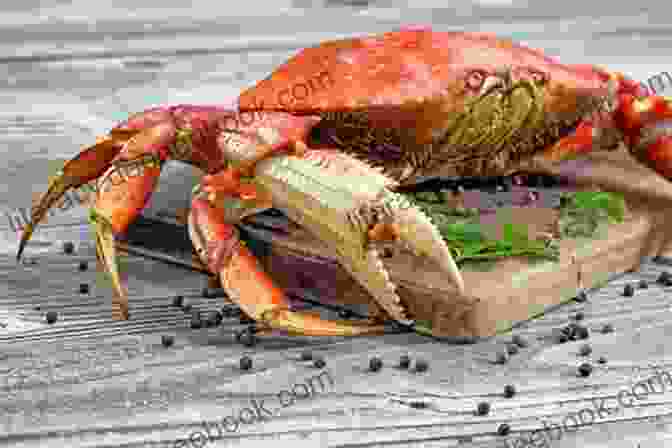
466, 71, 486, 90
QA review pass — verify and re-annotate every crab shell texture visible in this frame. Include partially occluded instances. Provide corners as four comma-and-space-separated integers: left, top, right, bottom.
238, 29, 630, 183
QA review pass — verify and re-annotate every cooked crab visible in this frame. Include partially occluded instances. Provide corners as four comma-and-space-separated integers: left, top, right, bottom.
16, 28, 672, 335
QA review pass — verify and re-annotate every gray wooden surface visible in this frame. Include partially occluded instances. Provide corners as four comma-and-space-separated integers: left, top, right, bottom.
3, 234, 672, 448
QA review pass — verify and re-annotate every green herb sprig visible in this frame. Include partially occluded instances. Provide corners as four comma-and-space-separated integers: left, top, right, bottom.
404, 190, 559, 266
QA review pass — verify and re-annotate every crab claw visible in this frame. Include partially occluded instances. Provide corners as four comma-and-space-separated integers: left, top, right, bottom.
16, 129, 136, 261
17, 117, 173, 319
88, 124, 174, 318
188, 195, 386, 336
251, 148, 465, 325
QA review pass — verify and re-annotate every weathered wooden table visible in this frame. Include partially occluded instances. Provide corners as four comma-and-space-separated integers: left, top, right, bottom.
2, 218, 672, 447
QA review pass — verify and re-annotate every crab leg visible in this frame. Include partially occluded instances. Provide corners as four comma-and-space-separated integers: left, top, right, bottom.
188, 194, 387, 336
16, 129, 135, 261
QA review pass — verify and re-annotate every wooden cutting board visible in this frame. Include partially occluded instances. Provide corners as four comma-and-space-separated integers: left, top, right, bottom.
239, 198, 665, 339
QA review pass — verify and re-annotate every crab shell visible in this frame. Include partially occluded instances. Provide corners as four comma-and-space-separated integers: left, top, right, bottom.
237, 29, 629, 182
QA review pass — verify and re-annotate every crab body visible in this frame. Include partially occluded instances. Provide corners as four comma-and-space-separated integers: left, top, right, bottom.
17, 29, 672, 336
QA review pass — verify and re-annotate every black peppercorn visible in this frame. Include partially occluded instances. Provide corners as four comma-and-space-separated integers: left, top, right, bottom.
409, 401, 429, 409
495, 351, 509, 364
161, 335, 174, 347
62, 241, 74, 254
574, 291, 588, 303
240, 356, 252, 371
601, 323, 614, 334
368, 357, 383, 372
497, 423, 511, 436
78, 261, 88, 271
573, 312, 585, 321
398, 355, 411, 369
638, 280, 648, 289
503, 384, 516, 398
300, 350, 313, 361
578, 363, 593, 377
172, 295, 184, 308
79, 283, 89, 294
597, 356, 607, 364
506, 344, 519, 355
476, 401, 491, 416
657, 271, 671, 285
575, 325, 590, 340
512, 335, 528, 348
205, 311, 222, 327
314, 357, 326, 369
623, 284, 635, 297
190, 311, 202, 329
45, 311, 58, 324
182, 303, 193, 313
414, 359, 429, 372
237, 327, 257, 347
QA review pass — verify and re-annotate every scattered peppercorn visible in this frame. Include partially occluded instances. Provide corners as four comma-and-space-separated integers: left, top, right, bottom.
653, 255, 672, 265
369, 357, 383, 372
190, 311, 202, 329
579, 344, 592, 357
182, 303, 193, 313
657, 271, 671, 285
409, 401, 429, 409
237, 327, 257, 347
476, 401, 491, 416
638, 280, 649, 289
314, 357, 326, 369
79, 283, 89, 294
239, 356, 253, 371
601, 323, 614, 334
597, 356, 607, 364
221, 305, 239, 318
495, 351, 509, 364
553, 329, 569, 344
497, 423, 511, 436
506, 344, 519, 355
575, 325, 590, 340
574, 291, 588, 303
62, 241, 74, 254
161, 335, 174, 347
78, 261, 88, 271
414, 359, 429, 372
172, 295, 184, 308
512, 335, 528, 348
45, 311, 58, 324
503, 384, 516, 398
573, 312, 585, 321
399, 355, 411, 369
623, 284, 635, 297
300, 350, 313, 361
578, 363, 593, 377
205, 311, 222, 327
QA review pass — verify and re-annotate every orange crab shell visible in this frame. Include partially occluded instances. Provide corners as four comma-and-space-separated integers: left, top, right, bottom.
238, 29, 614, 145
